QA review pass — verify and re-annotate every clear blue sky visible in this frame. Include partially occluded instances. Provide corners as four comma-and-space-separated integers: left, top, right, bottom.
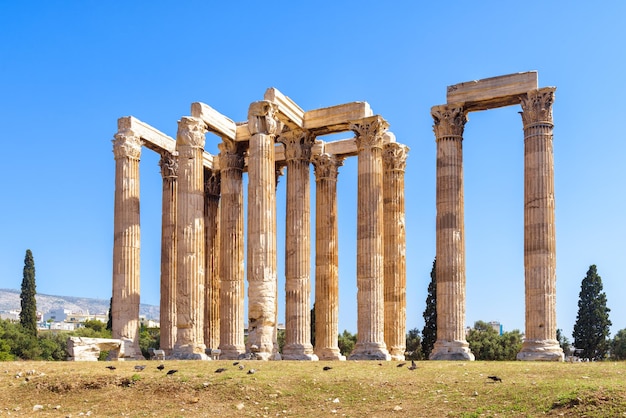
1, 1, 624, 341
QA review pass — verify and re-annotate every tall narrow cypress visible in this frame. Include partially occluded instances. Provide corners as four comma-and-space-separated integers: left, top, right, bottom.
573, 265, 611, 360
421, 258, 437, 358
20, 249, 37, 336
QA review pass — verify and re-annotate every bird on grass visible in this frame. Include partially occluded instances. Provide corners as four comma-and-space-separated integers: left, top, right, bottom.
323, 366, 332, 371
156, 364, 165, 371
166, 369, 178, 375
487, 375, 502, 382
105, 365, 116, 370
238, 364, 245, 370
215, 367, 227, 373
247, 369, 256, 375
407, 360, 417, 370
134, 365, 146, 371
232, 361, 240, 366
397, 362, 406, 368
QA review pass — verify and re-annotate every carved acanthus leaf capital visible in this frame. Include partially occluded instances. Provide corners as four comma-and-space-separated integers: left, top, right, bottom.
218, 138, 245, 170
278, 129, 315, 162
520, 87, 556, 126
275, 163, 286, 187
431, 105, 467, 139
112, 129, 142, 160
351, 116, 389, 151
248, 101, 283, 136
383, 143, 409, 172
204, 170, 221, 197
159, 151, 178, 179
312, 153, 344, 180
177, 116, 207, 148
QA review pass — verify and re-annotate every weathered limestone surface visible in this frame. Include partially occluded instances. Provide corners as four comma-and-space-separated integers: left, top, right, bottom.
430, 105, 474, 361
312, 154, 345, 361
158, 151, 178, 355
218, 138, 246, 359
447, 71, 538, 111
67, 337, 123, 361
305, 102, 373, 134
383, 142, 409, 361
172, 116, 209, 360
111, 127, 144, 360
348, 116, 391, 361
517, 87, 563, 361
280, 129, 318, 361
264, 87, 305, 129
204, 170, 221, 352
246, 101, 281, 360
191, 102, 237, 140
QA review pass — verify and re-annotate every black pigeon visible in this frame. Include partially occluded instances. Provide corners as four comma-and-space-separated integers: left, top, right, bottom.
105, 365, 116, 370
166, 369, 178, 375
232, 361, 240, 366
407, 360, 417, 370
215, 367, 227, 373
323, 366, 332, 371
247, 369, 256, 374
487, 375, 502, 382
157, 364, 165, 371
397, 362, 406, 368
134, 365, 146, 371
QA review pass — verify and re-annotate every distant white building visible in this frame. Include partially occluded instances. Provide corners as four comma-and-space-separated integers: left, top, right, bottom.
0, 310, 20, 321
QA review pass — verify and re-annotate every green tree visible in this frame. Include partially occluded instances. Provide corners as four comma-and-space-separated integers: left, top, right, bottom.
421, 258, 437, 359
106, 297, 113, 331
310, 304, 315, 348
610, 329, 626, 360
20, 249, 38, 336
556, 328, 572, 357
466, 321, 522, 361
572, 265, 612, 360
337, 330, 356, 357
405, 328, 423, 360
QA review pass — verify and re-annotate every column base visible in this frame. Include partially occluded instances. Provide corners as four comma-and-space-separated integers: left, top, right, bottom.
348, 342, 391, 361
219, 345, 246, 360
315, 347, 347, 361
388, 346, 406, 361
170, 344, 210, 360
111, 338, 145, 360
517, 339, 564, 361
283, 343, 319, 361
429, 340, 475, 361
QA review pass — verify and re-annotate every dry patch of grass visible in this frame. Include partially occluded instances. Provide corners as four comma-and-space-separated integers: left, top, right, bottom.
0, 360, 625, 417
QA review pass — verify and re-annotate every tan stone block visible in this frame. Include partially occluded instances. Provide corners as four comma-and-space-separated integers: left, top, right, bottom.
304, 102, 373, 134
264, 87, 305, 129
191, 102, 237, 140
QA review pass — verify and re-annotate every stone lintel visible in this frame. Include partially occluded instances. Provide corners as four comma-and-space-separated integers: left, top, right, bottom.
191, 102, 237, 140
446, 71, 538, 112
235, 123, 251, 142
264, 87, 305, 129
304, 102, 373, 134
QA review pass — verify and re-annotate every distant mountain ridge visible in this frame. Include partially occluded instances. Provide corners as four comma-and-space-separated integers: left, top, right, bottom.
0, 289, 159, 319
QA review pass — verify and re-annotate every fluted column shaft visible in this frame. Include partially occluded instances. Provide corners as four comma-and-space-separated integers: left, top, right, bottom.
383, 143, 409, 361
349, 116, 391, 361
247, 101, 281, 360
280, 130, 318, 360
204, 170, 220, 351
218, 140, 246, 359
159, 151, 178, 355
517, 87, 563, 361
430, 105, 474, 361
312, 154, 345, 361
111, 129, 143, 359
173, 116, 208, 359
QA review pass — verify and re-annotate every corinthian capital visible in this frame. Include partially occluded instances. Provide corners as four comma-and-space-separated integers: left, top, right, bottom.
112, 130, 142, 160
278, 129, 315, 162
431, 105, 467, 139
383, 143, 409, 172
177, 116, 207, 148
204, 170, 221, 198
218, 138, 245, 170
351, 116, 389, 151
520, 87, 556, 126
312, 153, 344, 180
159, 151, 178, 179
248, 101, 283, 136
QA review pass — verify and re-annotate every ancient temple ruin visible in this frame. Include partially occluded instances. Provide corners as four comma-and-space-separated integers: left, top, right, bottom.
430, 72, 564, 361
111, 89, 409, 361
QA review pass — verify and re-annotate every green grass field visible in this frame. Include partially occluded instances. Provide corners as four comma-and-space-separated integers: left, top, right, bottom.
1, 360, 625, 417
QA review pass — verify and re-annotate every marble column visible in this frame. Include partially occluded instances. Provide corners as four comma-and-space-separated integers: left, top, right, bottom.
348, 115, 391, 361
383, 142, 409, 361
158, 151, 178, 355
172, 116, 209, 359
517, 87, 564, 361
279, 129, 318, 360
247, 101, 281, 360
111, 129, 144, 360
218, 138, 246, 359
430, 105, 474, 361
204, 169, 220, 352
312, 153, 345, 361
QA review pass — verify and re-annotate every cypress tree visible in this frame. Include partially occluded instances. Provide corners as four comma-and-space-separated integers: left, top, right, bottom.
20, 249, 38, 336
572, 265, 611, 360
106, 297, 113, 331
421, 258, 437, 358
